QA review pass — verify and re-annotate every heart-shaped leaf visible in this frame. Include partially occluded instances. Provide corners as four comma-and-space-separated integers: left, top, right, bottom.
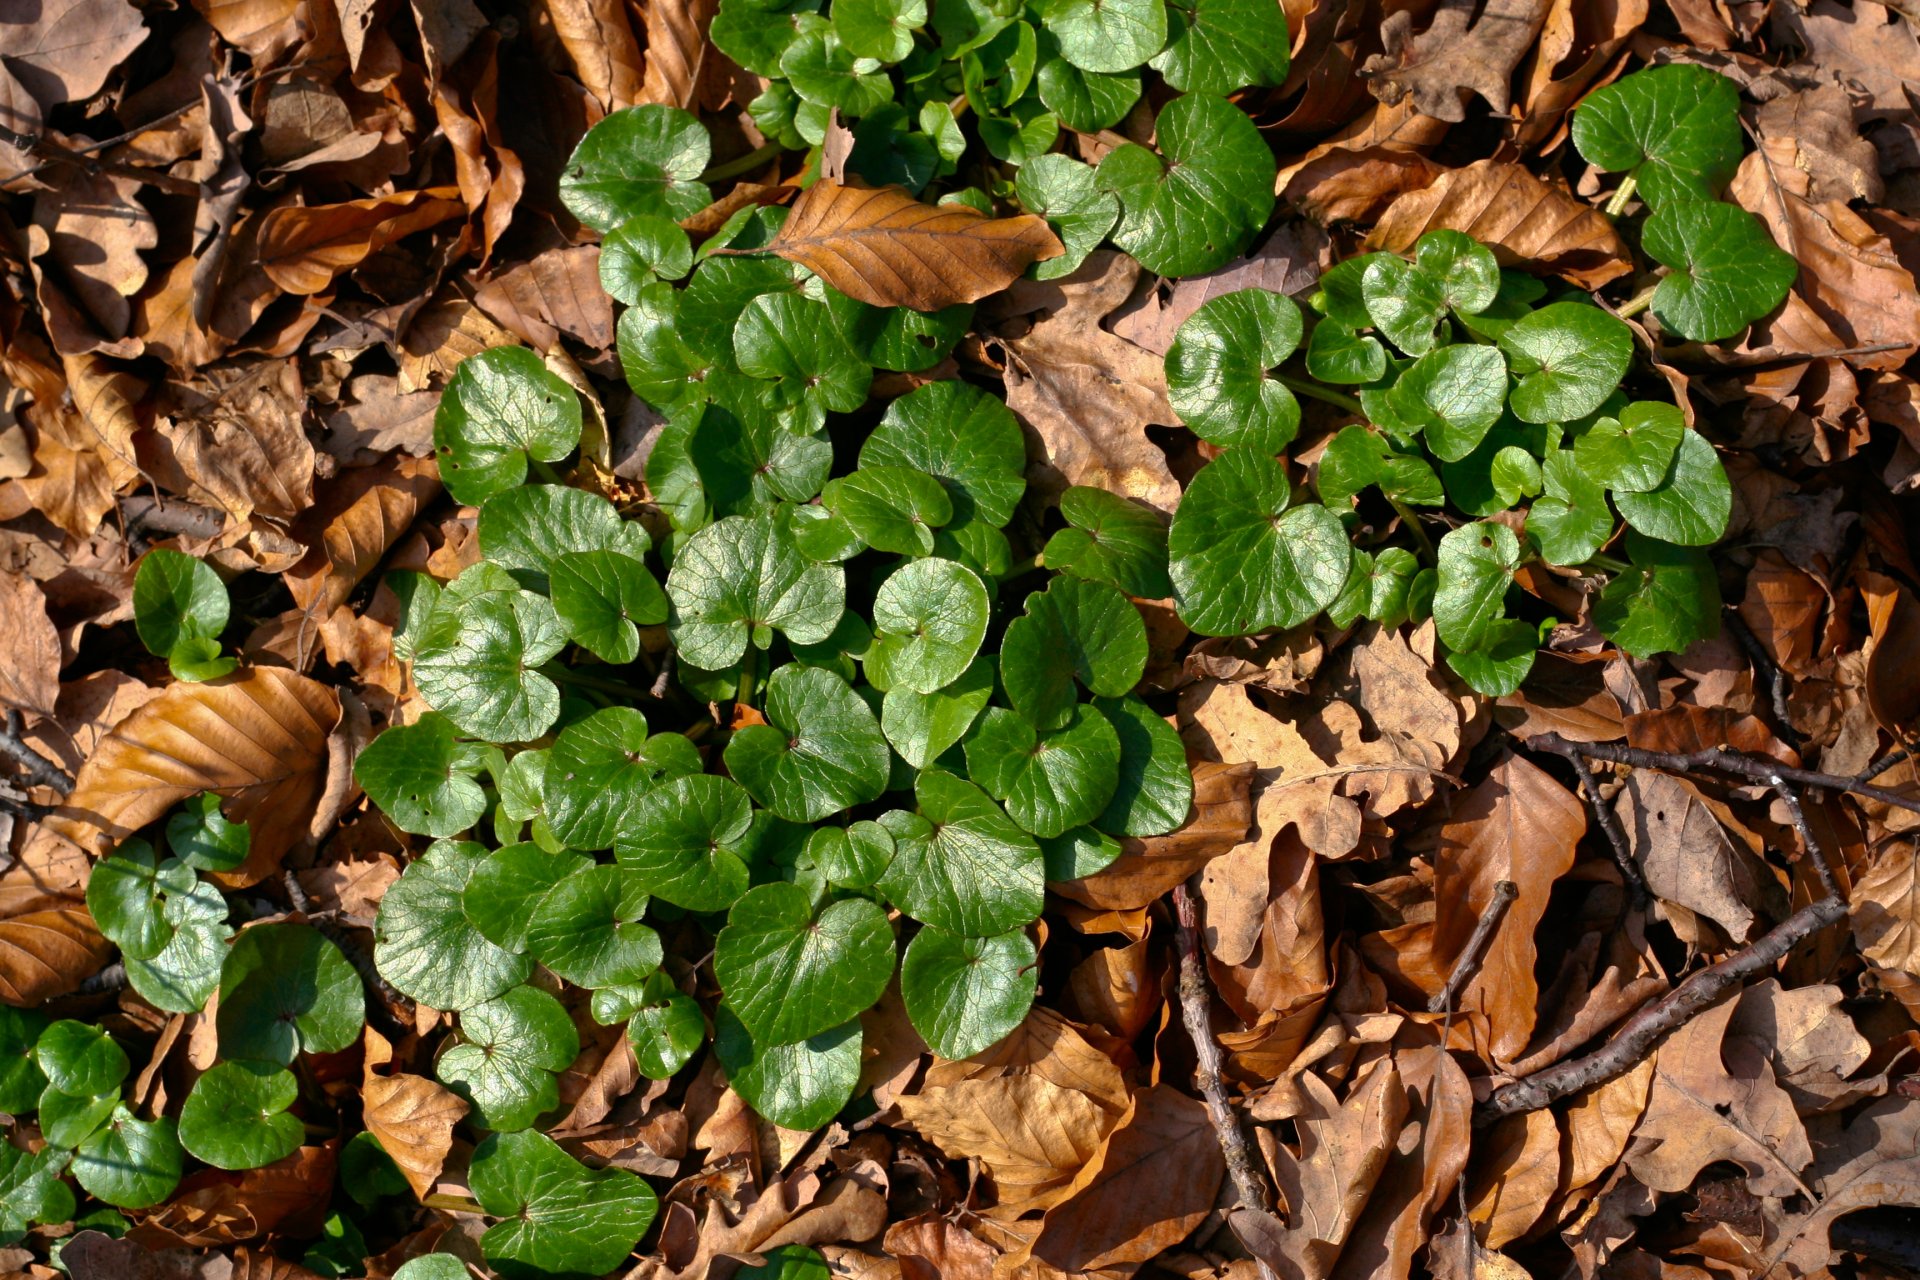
438, 984, 580, 1132
806, 821, 897, 888
1000, 575, 1148, 729
832, 0, 926, 59
864, 558, 991, 694
0, 1008, 48, 1115
1611, 427, 1731, 546
1570, 64, 1742, 209
559, 105, 711, 231
667, 512, 846, 670
1169, 449, 1350, 636
471, 1130, 657, 1279
0, 1144, 73, 1238
71, 1107, 181, 1209
1014, 154, 1120, 281
1432, 521, 1522, 653
877, 770, 1044, 936
1035, 33, 1140, 131
545, 708, 700, 852
164, 792, 251, 873
622, 973, 708, 1080
39, 1087, 116, 1150
1097, 92, 1276, 277
479, 485, 648, 589
133, 549, 228, 664
734, 293, 875, 428
85, 839, 199, 962
1041, 486, 1172, 600
1595, 532, 1721, 658
1037, 0, 1166, 72
525, 864, 662, 989
782, 27, 892, 112
434, 348, 584, 507
124, 910, 228, 1016
616, 774, 758, 912
900, 926, 1037, 1058
413, 562, 567, 744
714, 1007, 862, 1130
1642, 199, 1798, 342
1150, 0, 1288, 94
717, 882, 896, 1046
1165, 288, 1305, 452
860, 379, 1028, 528
1574, 401, 1680, 494
464, 845, 592, 953
1500, 302, 1633, 424
1316, 425, 1445, 510
354, 712, 487, 839
601, 214, 694, 304
1363, 230, 1500, 356
965, 705, 1122, 838
1445, 617, 1538, 698
819, 466, 953, 556
376, 841, 534, 1011
823, 290, 973, 374
1093, 695, 1193, 837
1391, 344, 1509, 461
1305, 320, 1389, 385
727, 665, 890, 821
882, 654, 995, 770
179, 1060, 302, 1170
36, 1021, 127, 1098
550, 550, 668, 666
1527, 450, 1613, 567
218, 923, 365, 1064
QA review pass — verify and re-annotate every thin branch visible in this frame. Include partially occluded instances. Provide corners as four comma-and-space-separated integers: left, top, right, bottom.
1772, 780, 1840, 901
1861, 746, 1912, 784
122, 495, 226, 541
1724, 608, 1801, 750
76, 963, 128, 996
0, 710, 74, 793
1172, 883, 1282, 1280
1532, 737, 1651, 906
1428, 881, 1518, 1014
1526, 733, 1920, 816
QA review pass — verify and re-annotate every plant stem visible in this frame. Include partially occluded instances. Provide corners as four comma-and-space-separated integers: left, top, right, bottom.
1387, 497, 1435, 562
530, 458, 565, 485
1614, 279, 1660, 319
1603, 174, 1639, 217
544, 666, 646, 699
735, 642, 759, 712
422, 1193, 486, 1215
1273, 372, 1363, 415
1579, 551, 1632, 575
699, 141, 787, 183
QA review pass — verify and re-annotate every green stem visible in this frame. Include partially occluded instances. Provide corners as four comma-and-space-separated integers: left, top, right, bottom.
1603, 174, 1639, 218
699, 141, 787, 184
1581, 552, 1632, 575
735, 642, 759, 712
1388, 497, 1436, 562
1003, 553, 1043, 580
1273, 372, 1362, 415
544, 666, 645, 698
530, 458, 565, 485
1615, 278, 1661, 319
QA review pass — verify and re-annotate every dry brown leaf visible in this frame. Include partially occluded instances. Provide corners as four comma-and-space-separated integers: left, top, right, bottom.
1054, 760, 1254, 911
896, 1075, 1112, 1212
285, 455, 441, 618
768, 181, 1062, 310
31, 169, 158, 340
1512, 0, 1647, 150
543, 0, 645, 111
1728, 980, 1873, 1114
1616, 770, 1771, 945
0, 570, 60, 716
190, 0, 305, 59
1754, 85, 1885, 205
1739, 550, 1828, 678
363, 1071, 468, 1198
885, 1214, 999, 1280
1108, 222, 1334, 357
1773, 0, 1920, 121
638, 0, 724, 110
0, 876, 114, 1005
1466, 1109, 1559, 1249
1360, 0, 1554, 122
1263, 1063, 1408, 1279
1366, 160, 1634, 290
1852, 839, 1920, 997
154, 360, 315, 525
1067, 935, 1158, 1042
321, 374, 440, 464
473, 247, 614, 353
19, 665, 341, 893
924, 1005, 1130, 1114
0, 0, 150, 107
1561, 1056, 1655, 1196
1863, 570, 1920, 742
256, 188, 467, 295
398, 292, 522, 393
1759, 1096, 1920, 1274
1434, 754, 1584, 1066
1275, 98, 1452, 226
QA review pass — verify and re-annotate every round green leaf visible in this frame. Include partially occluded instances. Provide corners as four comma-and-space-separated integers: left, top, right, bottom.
667, 512, 846, 670
1643, 199, 1798, 342
86, 839, 193, 961
806, 821, 896, 889
714, 1008, 862, 1131
616, 774, 758, 912
377, 841, 534, 1011
833, 0, 925, 59
725, 665, 890, 822
1595, 532, 1722, 659
163, 792, 250, 873
1305, 320, 1389, 385
36, 1021, 127, 1098
1445, 617, 1539, 698
439, 985, 580, 1132
601, 214, 694, 304
1165, 289, 1305, 452
550, 550, 667, 666
1327, 546, 1419, 630
1041, 486, 1172, 600
781, 27, 892, 113
1093, 694, 1192, 837
861, 380, 1028, 528
1362, 231, 1500, 355
882, 654, 994, 770
545, 708, 690, 851
1097, 93, 1275, 278
478, 484, 649, 591
1316, 425, 1445, 510
464, 845, 591, 953
0, 1144, 74, 1238
1038, 0, 1166, 72
1611, 428, 1731, 546
179, 1060, 302, 1171
877, 771, 1044, 935
900, 927, 1037, 1058
820, 466, 953, 557
687, 392, 835, 517
471, 1130, 658, 1279
1500, 302, 1633, 425
71, 1108, 181, 1209
717, 882, 896, 1046
864, 558, 991, 695
965, 705, 1122, 838
1168, 450, 1349, 636
394, 1258, 472, 1280
560, 104, 711, 231
1014, 154, 1119, 281
823, 290, 973, 373
0, 1007, 49, 1114
218, 923, 365, 1064
625, 977, 707, 1080
1527, 450, 1613, 567
1570, 63, 1742, 209
734, 293, 874, 427
133, 549, 228, 661
355, 712, 486, 839
1574, 401, 1685, 494
1391, 344, 1509, 462
1432, 521, 1522, 654
1035, 37, 1140, 131
620, 286, 720, 421
1000, 575, 1148, 730
39, 1086, 117, 1149
524, 864, 662, 989
712, 0, 826, 77
433, 347, 584, 507
412, 564, 567, 745
1149, 0, 1287, 94
125, 914, 228, 1017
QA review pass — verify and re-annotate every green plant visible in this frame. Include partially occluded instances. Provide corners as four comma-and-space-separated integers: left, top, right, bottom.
132, 549, 238, 682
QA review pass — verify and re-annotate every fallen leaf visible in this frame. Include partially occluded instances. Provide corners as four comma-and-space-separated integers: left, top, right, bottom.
153, 360, 316, 525
1275, 98, 1452, 226
0, 570, 60, 716
885, 1214, 999, 1280
190, 0, 305, 60
256, 187, 467, 295
924, 1005, 1131, 1115
1109, 222, 1335, 356
896, 1074, 1113, 1213
363, 1071, 468, 1198
1754, 85, 1885, 205
1728, 980, 1872, 1113
1616, 770, 1771, 945
545, 0, 645, 111
0, 876, 113, 1005
1068, 934, 1159, 1042
473, 246, 614, 353
1367, 160, 1634, 290
1561, 1057, 1656, 1196
31, 168, 158, 340
1512, 0, 1647, 150
0, 0, 149, 107
1054, 760, 1254, 911
1361, 0, 1555, 122
1773, 0, 1920, 122
768, 181, 1063, 310
1852, 838, 1920, 1000
285, 454, 441, 618
1466, 1109, 1560, 1248
1263, 1063, 1409, 1279
638, 0, 725, 110
321, 374, 440, 464
1760, 1095, 1920, 1274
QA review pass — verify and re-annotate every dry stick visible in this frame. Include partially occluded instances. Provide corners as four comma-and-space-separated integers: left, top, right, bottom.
122, 495, 226, 541
1772, 779, 1840, 901
1724, 608, 1802, 751
1861, 745, 1913, 784
1525, 733, 1920, 816
1428, 881, 1519, 1014
0, 710, 74, 794
1170, 883, 1282, 1280
1532, 737, 1651, 907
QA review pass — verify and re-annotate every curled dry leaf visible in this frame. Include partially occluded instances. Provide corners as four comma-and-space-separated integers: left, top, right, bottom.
638, 0, 724, 111
1361, 0, 1555, 122
545, 0, 645, 111
768, 181, 1063, 310
0, 876, 114, 1005
0, 570, 61, 716
256, 187, 467, 294
363, 1071, 468, 1198
897, 1075, 1113, 1213
1466, 1108, 1560, 1249
1264, 1062, 1409, 1276
285, 454, 442, 618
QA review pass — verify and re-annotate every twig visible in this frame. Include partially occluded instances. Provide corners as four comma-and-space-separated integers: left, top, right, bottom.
122, 495, 226, 541
1428, 881, 1518, 1014
1724, 608, 1802, 750
0, 710, 74, 794
76, 964, 128, 996
1530, 737, 1651, 907
1772, 780, 1840, 901
1172, 884, 1282, 1280
1861, 746, 1912, 784
1526, 733, 1920, 816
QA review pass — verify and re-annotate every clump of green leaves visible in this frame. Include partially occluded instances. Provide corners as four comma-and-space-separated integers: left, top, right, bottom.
132, 549, 238, 682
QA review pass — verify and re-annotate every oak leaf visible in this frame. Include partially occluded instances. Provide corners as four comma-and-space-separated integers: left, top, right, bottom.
256, 187, 466, 295
768, 181, 1063, 310
1360, 0, 1555, 122
1466, 1108, 1560, 1249
0, 0, 149, 107
1760, 1096, 1920, 1274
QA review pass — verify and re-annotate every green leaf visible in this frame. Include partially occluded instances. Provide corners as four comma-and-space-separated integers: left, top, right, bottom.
36, 1021, 127, 1098
1037, 0, 1165, 71
820, 467, 953, 557
616, 774, 758, 912
667, 512, 846, 670
717, 882, 895, 1045
1093, 695, 1192, 836
178, 1060, 302, 1171
690, 392, 835, 516
965, 706, 1121, 838
1035, 34, 1140, 131
471, 1130, 657, 1280
1311, 253, 1387, 327
1014, 155, 1120, 281
1454, 268, 1550, 343
1570, 63, 1742, 209
377, 841, 534, 1010
681, 251, 808, 363
1041, 486, 1171, 599
71, 1108, 181, 1209
133, 549, 228, 661
1000, 575, 1148, 730
354, 712, 486, 839
125, 913, 228, 1016
1150, 0, 1287, 94
781, 27, 892, 113
1432, 522, 1522, 653
900, 926, 1037, 1058
734, 293, 875, 429
861, 380, 1028, 528
715, 1007, 861, 1130
1315, 425, 1444, 510
1362, 230, 1500, 355
1643, 200, 1798, 342
1491, 446, 1543, 507
439, 985, 580, 1132
0, 1007, 48, 1114
822, 291, 973, 374
434, 347, 584, 507
739, 1245, 833, 1280
393, 1258, 472, 1280
1039, 826, 1123, 880
1595, 532, 1721, 658
979, 100, 1061, 167
1097, 93, 1275, 278
1391, 344, 1509, 462
550, 550, 667, 666
622, 974, 707, 1079
877, 770, 1044, 935
0, 1145, 75, 1237
39, 1086, 117, 1149
218, 923, 365, 1064
525, 864, 662, 989
864, 558, 991, 695
545, 708, 696, 851
163, 792, 251, 873
1445, 618, 1538, 698
1168, 449, 1350, 636
1527, 450, 1613, 567
806, 821, 897, 888
713, 0, 826, 77
86, 839, 194, 961
478, 484, 649, 592
726, 665, 891, 821
1611, 428, 1730, 546
413, 563, 567, 744
619, 287, 720, 421
1574, 401, 1684, 494
389, 571, 441, 663
1304, 321, 1387, 385
1500, 302, 1633, 425
882, 654, 995, 770
1165, 289, 1305, 452
464, 845, 592, 953
600, 214, 694, 304
560, 104, 711, 231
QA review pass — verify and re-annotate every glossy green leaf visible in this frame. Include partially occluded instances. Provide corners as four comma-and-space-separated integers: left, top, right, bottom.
821, 466, 952, 556
71, 1108, 182, 1209
471, 1130, 657, 1279
1643, 199, 1798, 342
965, 705, 1121, 838
1035, 33, 1140, 131
86, 839, 193, 962
464, 845, 592, 953
601, 214, 694, 304
1042, 486, 1171, 600
1000, 575, 1147, 730
525, 864, 662, 989
1014, 154, 1119, 281
559, 104, 711, 231
1595, 532, 1721, 658
1166, 289, 1304, 452
413, 563, 567, 744
1304, 320, 1388, 385
439, 985, 580, 1132
714, 1008, 861, 1131
823, 291, 973, 374
782, 27, 892, 113
1362, 230, 1499, 356
550, 550, 666, 666
545, 708, 694, 851
877, 770, 1044, 935
36, 1021, 127, 1098
478, 484, 648, 592
1527, 450, 1613, 567
899, 926, 1036, 1058
178, 1060, 302, 1170
864, 558, 991, 695
1093, 694, 1192, 836
163, 792, 251, 873
1574, 401, 1685, 494
354, 712, 486, 839
434, 347, 584, 507
1315, 425, 1444, 510
218, 923, 365, 1064
734, 293, 874, 428
717, 882, 895, 1046
881, 654, 995, 770
1098, 93, 1275, 277
1570, 63, 1742, 209
622, 973, 707, 1079
712, 0, 826, 76
805, 821, 896, 888
1500, 302, 1633, 424
39, 1086, 116, 1149
133, 549, 228, 661
1150, 0, 1287, 94
727, 665, 890, 821
1432, 521, 1522, 653
1611, 428, 1731, 546
861, 380, 1028, 528
1037, 0, 1165, 71
1445, 617, 1538, 698
0, 1145, 74, 1238
1325, 545, 1415, 628
667, 512, 846, 670
739, 1245, 833, 1280
619, 287, 720, 421
0, 1007, 48, 1114
1039, 825, 1124, 880
376, 841, 533, 1010
1391, 344, 1509, 461
616, 774, 758, 912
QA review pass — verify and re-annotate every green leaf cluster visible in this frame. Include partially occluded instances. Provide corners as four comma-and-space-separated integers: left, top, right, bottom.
132, 549, 237, 682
